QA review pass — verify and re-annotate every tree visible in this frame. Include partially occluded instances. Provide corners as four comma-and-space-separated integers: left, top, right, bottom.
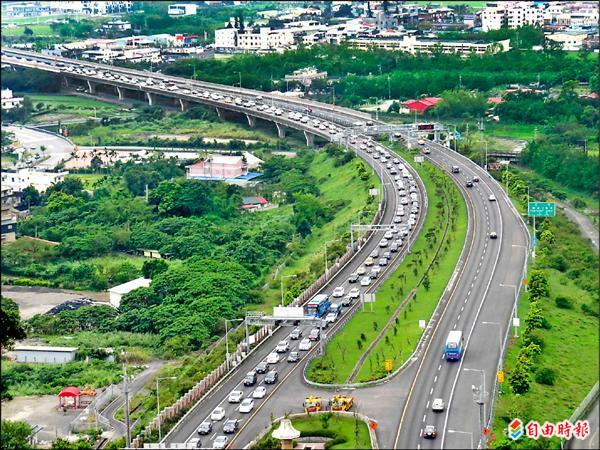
509, 361, 531, 394
21, 185, 42, 208
23, 27, 34, 36
0, 297, 26, 350
1, 420, 33, 450
142, 259, 168, 278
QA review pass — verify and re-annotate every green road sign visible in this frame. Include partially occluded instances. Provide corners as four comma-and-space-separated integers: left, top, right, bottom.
528, 202, 555, 217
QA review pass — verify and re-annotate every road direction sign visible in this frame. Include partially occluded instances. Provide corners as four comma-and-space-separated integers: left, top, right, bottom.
363, 293, 376, 303
414, 156, 424, 163
531, 235, 537, 247
528, 202, 555, 217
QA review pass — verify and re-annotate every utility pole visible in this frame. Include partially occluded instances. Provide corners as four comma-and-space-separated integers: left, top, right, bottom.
145, 184, 149, 202
123, 364, 131, 448
387, 74, 391, 99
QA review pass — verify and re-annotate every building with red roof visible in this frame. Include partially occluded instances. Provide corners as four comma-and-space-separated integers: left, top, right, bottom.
488, 97, 504, 104
401, 97, 443, 113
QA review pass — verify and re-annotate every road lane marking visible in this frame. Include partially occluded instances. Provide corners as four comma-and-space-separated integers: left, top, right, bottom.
426, 401, 430, 409
434, 376, 438, 383
430, 388, 434, 395
438, 365, 442, 371
423, 414, 427, 423
457, 314, 461, 321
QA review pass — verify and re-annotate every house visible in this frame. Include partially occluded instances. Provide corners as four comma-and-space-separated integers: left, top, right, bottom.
1, 168, 69, 193
13, 345, 78, 364
401, 97, 443, 113
168, 3, 198, 16
1, 186, 19, 243
187, 155, 247, 179
1, 89, 23, 110
241, 196, 268, 211
108, 277, 151, 308
102, 20, 132, 32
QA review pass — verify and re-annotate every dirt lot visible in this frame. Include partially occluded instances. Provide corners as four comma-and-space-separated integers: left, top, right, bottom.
1, 286, 109, 319
2, 395, 80, 443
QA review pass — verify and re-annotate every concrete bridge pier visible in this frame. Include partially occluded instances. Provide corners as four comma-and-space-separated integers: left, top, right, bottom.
304, 130, 315, 147
86, 80, 96, 94
62, 76, 70, 88
179, 98, 189, 112
216, 107, 226, 119
116, 86, 125, 100
246, 114, 256, 128
146, 92, 156, 106
434, 130, 440, 142
275, 122, 286, 139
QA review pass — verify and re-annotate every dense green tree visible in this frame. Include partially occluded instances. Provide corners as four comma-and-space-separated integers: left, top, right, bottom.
0, 297, 26, 349
21, 185, 42, 208
0, 420, 33, 450
141, 259, 169, 278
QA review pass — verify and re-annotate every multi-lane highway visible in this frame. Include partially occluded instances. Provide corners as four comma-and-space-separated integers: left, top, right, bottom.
163, 138, 427, 450
394, 140, 529, 450
2, 48, 530, 450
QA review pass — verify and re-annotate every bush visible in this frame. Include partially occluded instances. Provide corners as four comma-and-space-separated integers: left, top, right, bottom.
554, 296, 573, 309
535, 367, 556, 386
581, 303, 599, 317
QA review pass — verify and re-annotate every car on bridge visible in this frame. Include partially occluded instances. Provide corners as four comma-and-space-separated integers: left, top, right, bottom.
267, 352, 280, 363
360, 276, 371, 286
276, 340, 289, 353
255, 361, 269, 374
188, 437, 202, 448
228, 390, 244, 403
223, 419, 239, 434
210, 406, 226, 421
325, 312, 338, 325
308, 328, 321, 341
243, 371, 257, 386
239, 398, 254, 413
290, 328, 302, 340
490, 231, 498, 239
332, 286, 345, 297
212, 436, 228, 449
299, 338, 313, 350
287, 351, 300, 363
197, 421, 212, 435
252, 386, 267, 399
264, 370, 279, 384
349, 287, 360, 299
341, 295, 352, 306
365, 257, 374, 266
348, 273, 359, 283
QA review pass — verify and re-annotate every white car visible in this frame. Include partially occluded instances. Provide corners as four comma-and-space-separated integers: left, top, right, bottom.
360, 276, 371, 286
384, 230, 394, 239
365, 257, 375, 266
299, 338, 312, 351
489, 194, 497, 201
379, 239, 388, 248
239, 398, 254, 413
252, 386, 267, 399
266, 352, 280, 364
325, 312, 337, 324
210, 406, 226, 421
228, 390, 244, 403
349, 287, 360, 299
213, 436, 228, 449
432, 398, 445, 412
275, 340, 289, 353
357, 266, 367, 276
332, 286, 345, 298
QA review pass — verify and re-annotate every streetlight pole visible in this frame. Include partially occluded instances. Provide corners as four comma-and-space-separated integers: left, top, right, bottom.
224, 318, 243, 370
156, 376, 177, 442
464, 368, 486, 447
122, 360, 131, 449
387, 74, 391, 99
447, 429, 474, 449
280, 274, 297, 306
324, 239, 337, 280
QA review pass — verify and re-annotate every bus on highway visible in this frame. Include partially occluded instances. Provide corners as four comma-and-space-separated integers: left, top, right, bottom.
305, 294, 331, 318
444, 330, 464, 360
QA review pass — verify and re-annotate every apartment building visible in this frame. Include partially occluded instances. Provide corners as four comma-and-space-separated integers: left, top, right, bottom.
348, 35, 510, 55
480, 2, 545, 32
215, 27, 295, 51
1, 89, 24, 110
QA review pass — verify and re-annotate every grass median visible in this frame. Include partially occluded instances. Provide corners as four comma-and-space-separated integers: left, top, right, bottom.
306, 147, 467, 384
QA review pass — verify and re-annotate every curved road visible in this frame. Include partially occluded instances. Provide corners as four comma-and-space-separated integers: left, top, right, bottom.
2, 49, 530, 450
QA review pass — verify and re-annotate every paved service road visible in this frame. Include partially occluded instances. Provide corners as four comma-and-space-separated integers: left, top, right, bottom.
4, 124, 73, 169
556, 200, 599, 251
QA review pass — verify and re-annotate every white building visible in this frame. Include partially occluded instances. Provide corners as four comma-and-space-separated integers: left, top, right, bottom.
348, 35, 511, 55
1, 169, 69, 193
52, 1, 132, 15
168, 3, 198, 16
1, 89, 23, 110
108, 277, 151, 308
102, 20, 132, 31
214, 28, 238, 49
545, 31, 590, 51
215, 27, 295, 51
13, 345, 78, 364
479, 2, 545, 31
